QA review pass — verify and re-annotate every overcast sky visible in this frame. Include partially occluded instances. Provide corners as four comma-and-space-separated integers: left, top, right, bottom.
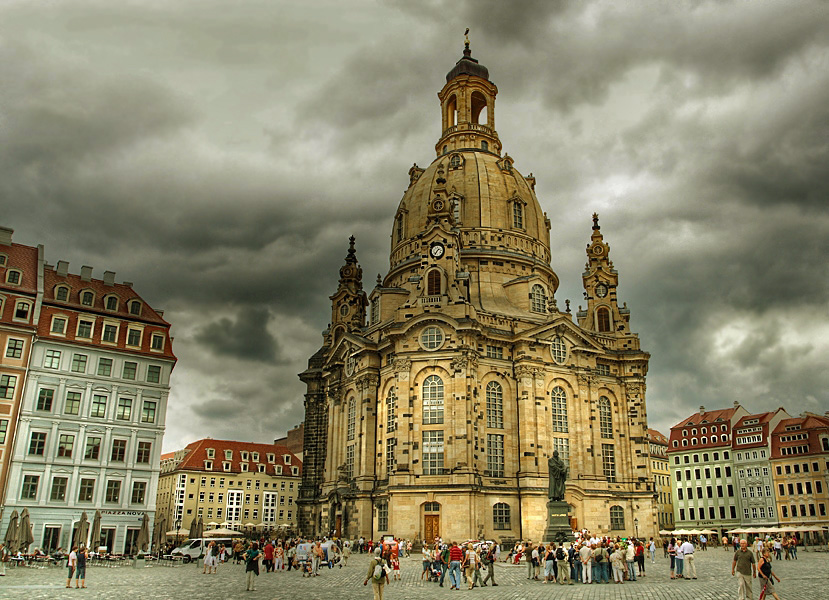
2, 0, 828, 451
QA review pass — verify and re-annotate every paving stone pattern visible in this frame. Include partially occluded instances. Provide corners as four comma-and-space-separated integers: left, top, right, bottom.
0, 548, 823, 599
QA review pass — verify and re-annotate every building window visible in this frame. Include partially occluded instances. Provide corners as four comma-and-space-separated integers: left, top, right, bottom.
377, 502, 389, 531
530, 284, 546, 313
0, 419, 6, 444
136, 441, 152, 463
426, 270, 441, 295
6, 269, 21, 284
81, 291, 94, 306
76, 319, 93, 338
513, 201, 523, 229
486, 381, 504, 429
481, 140, 489, 151
420, 326, 444, 350
51, 316, 67, 334
553, 437, 570, 470
97, 358, 113, 377
422, 430, 444, 475
71, 354, 88, 373
111, 439, 127, 462
21, 475, 39, 500
127, 328, 142, 346
595, 363, 610, 376
85, 437, 101, 460
50, 477, 69, 501
151, 333, 164, 351
396, 214, 404, 242
89, 395, 107, 419
117, 398, 132, 420
493, 502, 511, 530
147, 365, 161, 384
597, 307, 611, 332
422, 375, 444, 424
57, 434, 74, 458
486, 433, 504, 477
345, 444, 354, 480
599, 396, 613, 438
129, 300, 142, 316
78, 479, 95, 502
14, 301, 31, 320
122, 362, 137, 380
370, 297, 380, 325
5, 338, 23, 358
55, 285, 69, 301
64, 391, 81, 415
610, 505, 625, 530
386, 438, 396, 472
105, 480, 122, 503
550, 336, 566, 364
602, 444, 616, 482
486, 345, 503, 359
386, 388, 397, 432
141, 401, 157, 423
0, 375, 16, 400
551, 386, 568, 432
131, 481, 147, 504
102, 324, 118, 343
347, 397, 356, 441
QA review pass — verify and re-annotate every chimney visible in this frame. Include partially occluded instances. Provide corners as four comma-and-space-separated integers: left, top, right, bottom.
103, 270, 115, 286
0, 226, 12, 246
80, 265, 93, 281
56, 261, 69, 277
123, 281, 133, 288
699, 405, 705, 414
733, 401, 740, 408
156, 309, 164, 317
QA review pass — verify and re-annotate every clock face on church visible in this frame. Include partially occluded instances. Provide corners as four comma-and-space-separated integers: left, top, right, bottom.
430, 243, 445, 259
595, 283, 608, 298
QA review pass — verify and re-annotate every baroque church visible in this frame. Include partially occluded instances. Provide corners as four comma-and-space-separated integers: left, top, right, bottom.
298, 42, 656, 543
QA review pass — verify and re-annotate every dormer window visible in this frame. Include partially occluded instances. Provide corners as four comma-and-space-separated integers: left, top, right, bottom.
14, 301, 31, 321
225, 449, 233, 460
284, 455, 291, 465
267, 453, 275, 463
241, 451, 249, 461
530, 284, 546, 313
204, 460, 212, 470
223, 462, 231, 471
292, 467, 299, 476
105, 295, 119, 311
55, 286, 70, 301
150, 333, 165, 351
129, 300, 142, 316
5, 270, 21, 285
512, 201, 524, 229
240, 463, 249, 472
252, 452, 259, 462
276, 465, 283, 475
0, 254, 6, 266
206, 448, 215, 459
258, 464, 265, 473
81, 290, 95, 306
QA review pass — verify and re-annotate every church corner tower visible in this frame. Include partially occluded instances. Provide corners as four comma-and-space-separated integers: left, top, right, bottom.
299, 39, 656, 543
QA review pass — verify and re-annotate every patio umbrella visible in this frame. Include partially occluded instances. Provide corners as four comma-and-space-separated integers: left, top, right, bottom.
153, 514, 167, 549
74, 512, 89, 549
88, 511, 102, 551
188, 517, 199, 540
203, 527, 242, 537
19, 508, 34, 553
165, 527, 188, 538
3, 510, 19, 553
196, 516, 204, 539
136, 514, 151, 553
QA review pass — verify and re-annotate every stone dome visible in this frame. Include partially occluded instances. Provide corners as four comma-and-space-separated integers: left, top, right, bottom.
446, 44, 489, 82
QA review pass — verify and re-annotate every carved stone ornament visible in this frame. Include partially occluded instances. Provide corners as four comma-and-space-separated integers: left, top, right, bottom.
625, 383, 643, 397
356, 374, 379, 391
515, 364, 540, 379
328, 387, 344, 405
578, 373, 598, 385
450, 352, 479, 373
392, 358, 412, 374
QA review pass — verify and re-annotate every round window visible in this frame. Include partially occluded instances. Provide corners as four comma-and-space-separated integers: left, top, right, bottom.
345, 354, 356, 376
550, 336, 567, 364
420, 326, 445, 350
340, 303, 349, 317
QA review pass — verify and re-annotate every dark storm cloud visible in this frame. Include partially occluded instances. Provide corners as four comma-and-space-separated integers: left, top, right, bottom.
1, 0, 827, 450
195, 307, 281, 363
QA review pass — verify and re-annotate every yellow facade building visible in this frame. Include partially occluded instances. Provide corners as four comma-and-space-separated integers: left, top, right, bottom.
298, 42, 656, 543
156, 439, 302, 537
648, 429, 674, 532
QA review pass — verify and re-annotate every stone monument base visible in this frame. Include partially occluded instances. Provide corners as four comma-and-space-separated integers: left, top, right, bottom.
544, 500, 575, 544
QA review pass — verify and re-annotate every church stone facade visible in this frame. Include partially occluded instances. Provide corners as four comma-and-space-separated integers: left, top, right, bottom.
298, 43, 656, 543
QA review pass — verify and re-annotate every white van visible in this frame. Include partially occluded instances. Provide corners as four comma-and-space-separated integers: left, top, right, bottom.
171, 538, 233, 563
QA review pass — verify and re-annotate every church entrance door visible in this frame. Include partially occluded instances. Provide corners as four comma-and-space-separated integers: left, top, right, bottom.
424, 515, 440, 541
335, 515, 342, 538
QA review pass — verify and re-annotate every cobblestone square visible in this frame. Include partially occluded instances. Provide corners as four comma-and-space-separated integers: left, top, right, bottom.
0, 547, 823, 599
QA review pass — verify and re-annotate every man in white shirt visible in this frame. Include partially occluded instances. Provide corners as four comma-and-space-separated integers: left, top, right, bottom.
579, 543, 593, 584
531, 546, 540, 580
680, 539, 696, 579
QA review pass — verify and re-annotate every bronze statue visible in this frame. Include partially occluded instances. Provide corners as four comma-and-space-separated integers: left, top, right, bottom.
547, 451, 567, 501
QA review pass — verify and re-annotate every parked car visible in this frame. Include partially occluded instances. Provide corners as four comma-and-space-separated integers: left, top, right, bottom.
171, 538, 233, 563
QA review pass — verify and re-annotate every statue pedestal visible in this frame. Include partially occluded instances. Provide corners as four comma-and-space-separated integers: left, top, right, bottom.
543, 500, 575, 545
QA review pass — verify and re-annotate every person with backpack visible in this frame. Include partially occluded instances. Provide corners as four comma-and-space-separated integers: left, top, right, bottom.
556, 543, 571, 584
364, 547, 389, 600
481, 540, 499, 587
244, 542, 262, 592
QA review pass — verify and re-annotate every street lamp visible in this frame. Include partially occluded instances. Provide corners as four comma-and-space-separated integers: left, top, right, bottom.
175, 517, 182, 545
634, 517, 639, 539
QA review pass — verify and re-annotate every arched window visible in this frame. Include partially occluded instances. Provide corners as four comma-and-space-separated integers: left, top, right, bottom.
446, 94, 457, 126
551, 386, 568, 433
396, 214, 404, 242
597, 307, 611, 332
347, 397, 356, 441
513, 202, 523, 229
485, 381, 503, 429
481, 140, 488, 151
55, 286, 69, 301
610, 505, 625, 530
129, 300, 142, 316
370, 297, 380, 325
105, 295, 119, 311
550, 336, 567, 364
599, 396, 612, 438
493, 503, 510, 530
81, 290, 94, 306
422, 375, 444, 424
5, 270, 21, 285
470, 91, 487, 124
451, 196, 461, 224
427, 270, 441, 296
530, 284, 546, 313
386, 388, 397, 432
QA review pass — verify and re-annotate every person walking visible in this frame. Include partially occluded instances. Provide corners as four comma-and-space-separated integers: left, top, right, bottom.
263, 540, 274, 573
244, 542, 262, 591
668, 537, 677, 578
625, 541, 637, 582
420, 542, 431, 580
543, 544, 555, 583
579, 543, 592, 584
462, 543, 480, 589
525, 542, 535, 579
448, 541, 463, 590
481, 540, 499, 587
649, 538, 656, 563
556, 543, 571, 584
680, 537, 697, 579
732, 539, 756, 600
203, 540, 217, 574
66, 546, 78, 589
75, 545, 87, 588
636, 540, 645, 576
758, 548, 783, 600
364, 547, 389, 600
610, 544, 624, 584
675, 538, 685, 579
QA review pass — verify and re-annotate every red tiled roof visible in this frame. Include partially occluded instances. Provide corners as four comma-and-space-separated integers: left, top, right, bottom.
648, 429, 668, 445
0, 242, 39, 293
160, 452, 176, 461
173, 438, 302, 476
770, 414, 829, 458
668, 407, 738, 452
